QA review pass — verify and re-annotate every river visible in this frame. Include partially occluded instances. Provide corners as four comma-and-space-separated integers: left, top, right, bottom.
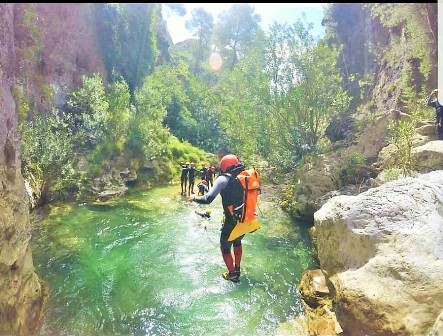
31, 184, 317, 336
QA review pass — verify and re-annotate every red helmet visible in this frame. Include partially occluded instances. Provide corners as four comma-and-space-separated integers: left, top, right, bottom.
219, 154, 239, 172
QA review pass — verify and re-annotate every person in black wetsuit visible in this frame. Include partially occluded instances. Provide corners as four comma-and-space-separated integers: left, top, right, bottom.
195, 208, 211, 219
187, 162, 196, 196
199, 163, 208, 183
180, 162, 189, 195
189, 154, 245, 283
205, 166, 215, 188
197, 179, 208, 196
427, 89, 443, 140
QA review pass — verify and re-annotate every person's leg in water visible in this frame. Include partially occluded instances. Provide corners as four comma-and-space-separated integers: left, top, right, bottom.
233, 242, 242, 277
188, 178, 195, 196
181, 177, 185, 195
183, 178, 188, 195
220, 217, 244, 282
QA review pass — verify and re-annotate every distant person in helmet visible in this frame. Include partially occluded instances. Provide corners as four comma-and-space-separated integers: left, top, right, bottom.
205, 166, 215, 188
195, 208, 211, 230
195, 208, 211, 219
199, 163, 208, 181
188, 162, 196, 196
189, 154, 246, 283
428, 89, 443, 140
197, 179, 209, 196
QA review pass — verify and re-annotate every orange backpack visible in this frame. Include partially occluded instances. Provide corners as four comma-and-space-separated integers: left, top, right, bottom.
228, 167, 261, 222
225, 167, 261, 241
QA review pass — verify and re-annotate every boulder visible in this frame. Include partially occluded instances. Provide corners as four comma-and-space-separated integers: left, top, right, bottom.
412, 140, 443, 172
314, 170, 443, 335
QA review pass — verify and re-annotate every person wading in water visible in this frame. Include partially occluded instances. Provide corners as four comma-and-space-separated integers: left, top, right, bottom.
189, 154, 246, 283
180, 162, 189, 195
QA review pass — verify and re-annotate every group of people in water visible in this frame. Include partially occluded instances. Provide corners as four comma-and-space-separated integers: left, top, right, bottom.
180, 161, 217, 196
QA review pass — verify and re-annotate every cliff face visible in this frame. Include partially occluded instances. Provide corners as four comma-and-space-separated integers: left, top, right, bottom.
13, 3, 106, 111
0, 3, 106, 334
0, 4, 46, 335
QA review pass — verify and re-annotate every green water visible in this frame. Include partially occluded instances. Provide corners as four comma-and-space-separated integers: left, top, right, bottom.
31, 184, 317, 336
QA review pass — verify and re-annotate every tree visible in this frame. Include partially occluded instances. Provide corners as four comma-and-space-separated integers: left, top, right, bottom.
215, 32, 271, 158
214, 4, 261, 68
164, 3, 186, 17
64, 74, 109, 149
185, 7, 214, 74
105, 73, 133, 143
94, 3, 159, 94
20, 109, 76, 205
266, 19, 350, 165
128, 65, 180, 160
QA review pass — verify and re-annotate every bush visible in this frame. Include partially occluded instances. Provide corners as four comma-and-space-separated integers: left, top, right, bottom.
20, 109, 77, 204
383, 168, 403, 182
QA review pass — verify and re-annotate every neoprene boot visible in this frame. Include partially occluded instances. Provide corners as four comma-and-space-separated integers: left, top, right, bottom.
233, 246, 242, 277
234, 265, 240, 277
222, 271, 240, 283
221, 249, 239, 282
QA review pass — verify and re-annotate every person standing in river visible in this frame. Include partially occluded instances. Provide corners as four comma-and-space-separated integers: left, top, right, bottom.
187, 162, 196, 196
205, 166, 215, 188
189, 154, 245, 283
427, 88, 443, 140
180, 162, 189, 195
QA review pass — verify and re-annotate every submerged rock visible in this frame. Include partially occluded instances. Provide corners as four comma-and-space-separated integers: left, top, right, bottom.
298, 269, 343, 335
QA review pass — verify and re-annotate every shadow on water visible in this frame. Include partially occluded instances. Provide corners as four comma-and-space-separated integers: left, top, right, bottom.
31, 184, 318, 336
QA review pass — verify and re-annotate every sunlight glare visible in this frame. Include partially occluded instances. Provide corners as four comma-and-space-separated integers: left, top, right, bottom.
209, 52, 222, 71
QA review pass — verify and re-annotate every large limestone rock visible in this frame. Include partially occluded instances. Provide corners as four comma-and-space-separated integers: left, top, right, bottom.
314, 170, 443, 335
429, 310, 443, 335
0, 4, 46, 335
412, 140, 443, 172
350, 111, 392, 162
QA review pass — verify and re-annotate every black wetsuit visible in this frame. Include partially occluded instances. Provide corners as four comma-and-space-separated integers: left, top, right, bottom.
205, 168, 214, 188
197, 182, 208, 196
180, 164, 189, 194
192, 166, 245, 274
428, 94, 443, 140
188, 166, 196, 195
196, 211, 211, 219
200, 167, 208, 183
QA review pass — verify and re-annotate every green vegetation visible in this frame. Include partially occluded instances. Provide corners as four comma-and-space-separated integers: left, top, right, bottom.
65, 74, 109, 148
382, 168, 403, 182
366, 3, 434, 83
18, 4, 44, 67
94, 3, 160, 94
20, 109, 77, 204
341, 151, 366, 186
15, 3, 436, 206
388, 90, 429, 175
